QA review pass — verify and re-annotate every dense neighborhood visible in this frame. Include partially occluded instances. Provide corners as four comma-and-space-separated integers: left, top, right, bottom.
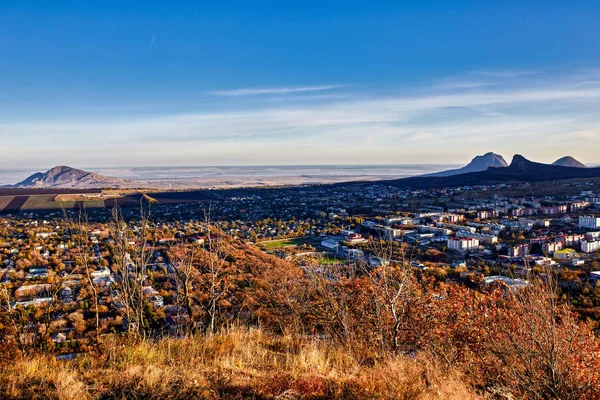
3, 178, 600, 353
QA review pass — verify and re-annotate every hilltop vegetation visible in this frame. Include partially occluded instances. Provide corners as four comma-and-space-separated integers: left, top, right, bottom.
0, 328, 475, 400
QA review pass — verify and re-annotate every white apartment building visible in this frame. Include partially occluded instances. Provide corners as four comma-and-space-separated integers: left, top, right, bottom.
579, 215, 600, 230
508, 244, 530, 257
448, 237, 479, 251
455, 231, 499, 244
582, 241, 600, 254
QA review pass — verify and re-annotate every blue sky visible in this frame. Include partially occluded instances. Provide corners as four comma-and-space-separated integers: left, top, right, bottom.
1, 1, 600, 168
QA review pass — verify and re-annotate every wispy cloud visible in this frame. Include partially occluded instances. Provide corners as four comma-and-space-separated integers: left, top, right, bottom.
3, 69, 600, 166
145, 35, 156, 53
210, 85, 344, 96
473, 70, 537, 78
261, 93, 352, 103
432, 80, 494, 90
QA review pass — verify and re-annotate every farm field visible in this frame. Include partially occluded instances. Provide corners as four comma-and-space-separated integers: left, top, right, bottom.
0, 188, 215, 215
0, 194, 105, 214
0, 197, 12, 211
0, 188, 101, 196
22, 195, 103, 210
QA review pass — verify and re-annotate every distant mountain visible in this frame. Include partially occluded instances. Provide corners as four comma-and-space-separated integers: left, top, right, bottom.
374, 154, 600, 190
552, 156, 587, 168
15, 166, 126, 188
425, 152, 508, 177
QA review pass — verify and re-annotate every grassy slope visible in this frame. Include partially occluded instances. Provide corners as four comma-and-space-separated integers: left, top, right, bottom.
0, 328, 476, 400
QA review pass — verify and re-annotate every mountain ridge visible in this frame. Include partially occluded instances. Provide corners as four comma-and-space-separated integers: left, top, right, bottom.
372, 154, 600, 190
424, 152, 508, 177
14, 166, 127, 188
552, 156, 587, 168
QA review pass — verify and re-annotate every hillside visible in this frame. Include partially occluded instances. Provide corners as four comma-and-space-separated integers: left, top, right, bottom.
552, 156, 587, 168
425, 152, 508, 177
0, 328, 475, 399
14, 166, 127, 189
1, 227, 598, 399
380, 154, 600, 189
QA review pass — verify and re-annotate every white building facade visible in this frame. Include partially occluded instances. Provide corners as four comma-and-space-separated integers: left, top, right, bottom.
448, 237, 479, 251
582, 241, 600, 254
579, 215, 600, 230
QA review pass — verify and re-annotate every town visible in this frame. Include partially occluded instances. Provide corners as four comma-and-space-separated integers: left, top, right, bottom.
3, 177, 600, 352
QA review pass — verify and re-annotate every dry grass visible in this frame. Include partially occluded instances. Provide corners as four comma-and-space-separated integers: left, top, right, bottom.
0, 328, 477, 399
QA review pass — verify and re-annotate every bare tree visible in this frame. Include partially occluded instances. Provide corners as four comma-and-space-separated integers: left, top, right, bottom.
203, 204, 228, 335
302, 260, 355, 344
106, 197, 156, 337
107, 205, 135, 335
361, 236, 421, 353
168, 243, 198, 336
